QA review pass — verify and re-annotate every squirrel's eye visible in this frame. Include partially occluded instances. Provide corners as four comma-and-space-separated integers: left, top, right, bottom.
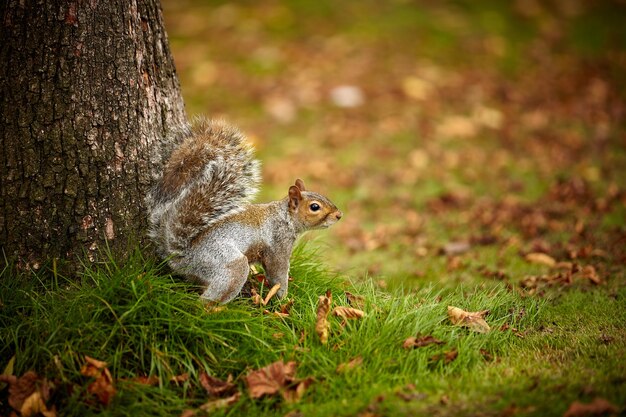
310, 203, 321, 212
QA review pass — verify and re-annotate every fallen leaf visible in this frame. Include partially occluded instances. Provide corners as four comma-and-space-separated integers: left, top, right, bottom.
246, 361, 296, 399
264, 309, 290, 318
199, 373, 236, 397
199, 392, 241, 412
80, 356, 116, 406
345, 292, 366, 309
263, 284, 281, 305
253, 273, 269, 285
336, 356, 363, 373
316, 291, 332, 344
402, 334, 444, 349
245, 360, 313, 403
447, 256, 463, 271
480, 349, 494, 362
0, 371, 55, 417
332, 306, 365, 320
21, 389, 55, 417
395, 384, 427, 402
401, 76, 433, 101
525, 252, 556, 267
128, 375, 160, 386
281, 376, 314, 403
581, 265, 602, 285
562, 397, 617, 417
440, 241, 471, 256
447, 306, 491, 333
170, 373, 190, 384
436, 115, 478, 139
251, 288, 262, 305
280, 299, 295, 315
430, 349, 458, 364
330, 85, 365, 108
2, 371, 36, 412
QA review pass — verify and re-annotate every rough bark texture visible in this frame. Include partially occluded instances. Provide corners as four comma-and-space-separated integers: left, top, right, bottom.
0, 0, 187, 271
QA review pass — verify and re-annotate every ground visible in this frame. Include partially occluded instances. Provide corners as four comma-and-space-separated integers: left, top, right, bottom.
1, 1, 625, 416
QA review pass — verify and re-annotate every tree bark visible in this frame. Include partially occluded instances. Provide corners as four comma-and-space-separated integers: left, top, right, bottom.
0, 0, 187, 271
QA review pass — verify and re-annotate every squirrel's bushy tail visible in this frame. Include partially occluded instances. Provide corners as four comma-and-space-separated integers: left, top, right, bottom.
147, 119, 260, 257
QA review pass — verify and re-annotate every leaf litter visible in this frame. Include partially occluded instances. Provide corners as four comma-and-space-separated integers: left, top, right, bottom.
0, 371, 56, 417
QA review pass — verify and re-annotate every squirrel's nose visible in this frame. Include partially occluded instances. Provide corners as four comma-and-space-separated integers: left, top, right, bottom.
335, 211, 343, 220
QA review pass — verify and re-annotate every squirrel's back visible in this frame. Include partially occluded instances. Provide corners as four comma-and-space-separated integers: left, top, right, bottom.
147, 119, 261, 257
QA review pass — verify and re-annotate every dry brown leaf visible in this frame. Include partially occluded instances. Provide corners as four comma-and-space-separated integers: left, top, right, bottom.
246, 360, 297, 399
128, 375, 160, 386
430, 349, 458, 364
447, 306, 491, 333
480, 349, 494, 362
263, 284, 281, 306
0, 371, 55, 417
332, 306, 366, 320
345, 292, 366, 309
80, 356, 116, 406
316, 290, 332, 344
170, 373, 190, 384
199, 373, 236, 397
251, 288, 262, 305
336, 356, 363, 373
525, 252, 556, 267
562, 397, 617, 417
245, 360, 312, 403
581, 265, 602, 285
281, 377, 314, 403
253, 273, 269, 285
402, 334, 444, 349
21, 390, 55, 417
3, 371, 37, 412
280, 299, 295, 315
264, 309, 290, 318
199, 392, 241, 412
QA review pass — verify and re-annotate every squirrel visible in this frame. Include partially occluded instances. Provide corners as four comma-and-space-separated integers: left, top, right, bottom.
147, 119, 342, 303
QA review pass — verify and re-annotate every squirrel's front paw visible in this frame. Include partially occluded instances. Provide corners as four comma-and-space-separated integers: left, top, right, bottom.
276, 285, 287, 299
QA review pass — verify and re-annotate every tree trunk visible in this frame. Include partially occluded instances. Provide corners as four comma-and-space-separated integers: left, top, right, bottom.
0, 0, 187, 272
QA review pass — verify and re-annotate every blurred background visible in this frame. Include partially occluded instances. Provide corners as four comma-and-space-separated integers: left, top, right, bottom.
161, 0, 626, 286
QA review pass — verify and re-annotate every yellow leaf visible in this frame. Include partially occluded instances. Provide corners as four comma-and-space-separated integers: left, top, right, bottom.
447, 306, 490, 333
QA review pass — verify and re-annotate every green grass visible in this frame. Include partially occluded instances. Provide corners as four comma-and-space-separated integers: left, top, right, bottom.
1, 245, 624, 416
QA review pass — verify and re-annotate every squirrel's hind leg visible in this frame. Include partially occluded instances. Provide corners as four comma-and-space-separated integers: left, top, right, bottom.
187, 249, 250, 304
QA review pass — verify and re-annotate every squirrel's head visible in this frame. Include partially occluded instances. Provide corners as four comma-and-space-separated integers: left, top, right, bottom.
288, 179, 342, 231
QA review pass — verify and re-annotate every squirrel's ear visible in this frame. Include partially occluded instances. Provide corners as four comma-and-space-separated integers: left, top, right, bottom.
288, 185, 302, 211
295, 178, 306, 191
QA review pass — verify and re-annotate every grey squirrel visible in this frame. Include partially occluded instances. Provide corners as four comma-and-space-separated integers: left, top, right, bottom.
147, 119, 342, 303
